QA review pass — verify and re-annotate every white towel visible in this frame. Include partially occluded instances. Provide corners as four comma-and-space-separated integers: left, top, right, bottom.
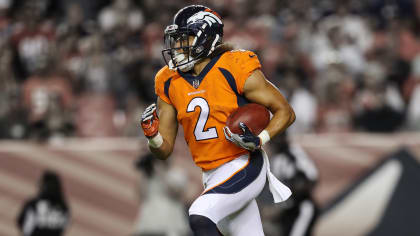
262, 149, 292, 203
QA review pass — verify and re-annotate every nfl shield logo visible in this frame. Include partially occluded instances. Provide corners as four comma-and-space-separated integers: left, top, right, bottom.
193, 79, 200, 89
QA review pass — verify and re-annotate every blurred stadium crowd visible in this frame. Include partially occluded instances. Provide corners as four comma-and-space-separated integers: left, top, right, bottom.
1, 0, 420, 141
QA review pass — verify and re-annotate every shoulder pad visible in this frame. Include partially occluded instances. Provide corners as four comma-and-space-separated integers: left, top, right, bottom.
155, 65, 176, 82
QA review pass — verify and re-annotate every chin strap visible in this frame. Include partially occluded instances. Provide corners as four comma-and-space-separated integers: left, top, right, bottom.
170, 52, 196, 72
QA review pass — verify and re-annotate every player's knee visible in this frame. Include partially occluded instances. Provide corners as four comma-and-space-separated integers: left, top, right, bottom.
189, 215, 217, 232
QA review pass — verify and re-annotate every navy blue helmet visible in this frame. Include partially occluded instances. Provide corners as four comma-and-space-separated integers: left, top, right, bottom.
162, 5, 224, 72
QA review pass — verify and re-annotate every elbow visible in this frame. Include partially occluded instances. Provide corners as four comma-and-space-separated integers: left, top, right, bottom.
288, 105, 296, 126
153, 152, 168, 160
153, 149, 172, 160
149, 142, 173, 160
159, 152, 171, 160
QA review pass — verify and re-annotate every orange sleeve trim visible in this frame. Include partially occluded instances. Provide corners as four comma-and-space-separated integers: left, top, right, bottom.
201, 157, 251, 195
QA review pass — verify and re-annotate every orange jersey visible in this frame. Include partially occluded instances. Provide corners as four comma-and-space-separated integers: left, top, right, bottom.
155, 50, 261, 170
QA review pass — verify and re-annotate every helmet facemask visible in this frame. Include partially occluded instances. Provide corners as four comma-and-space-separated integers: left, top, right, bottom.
162, 25, 198, 72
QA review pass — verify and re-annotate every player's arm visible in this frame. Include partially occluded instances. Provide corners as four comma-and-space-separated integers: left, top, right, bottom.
141, 97, 178, 160
223, 69, 295, 151
243, 69, 295, 139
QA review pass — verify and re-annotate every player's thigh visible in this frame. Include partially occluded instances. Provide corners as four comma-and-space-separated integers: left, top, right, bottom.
189, 154, 267, 223
218, 199, 264, 236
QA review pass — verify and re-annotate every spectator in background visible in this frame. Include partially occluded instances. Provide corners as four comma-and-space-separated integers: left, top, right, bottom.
274, 67, 318, 134
1, 0, 419, 138
0, 0, 13, 38
72, 34, 120, 137
17, 170, 70, 236
0, 34, 28, 139
309, 2, 371, 76
21, 44, 74, 141
353, 62, 405, 132
132, 153, 190, 236
98, 0, 146, 109
406, 54, 420, 130
11, 0, 56, 81
315, 66, 354, 132
98, 0, 144, 34
56, 2, 90, 40
0, 89, 28, 139
56, 2, 91, 94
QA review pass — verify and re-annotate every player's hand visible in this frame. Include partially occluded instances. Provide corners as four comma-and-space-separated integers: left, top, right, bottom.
141, 104, 159, 138
223, 122, 261, 152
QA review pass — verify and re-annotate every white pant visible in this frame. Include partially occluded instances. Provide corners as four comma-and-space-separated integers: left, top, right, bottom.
189, 151, 268, 235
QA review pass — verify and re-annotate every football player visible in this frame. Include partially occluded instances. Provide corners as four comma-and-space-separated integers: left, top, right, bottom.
141, 5, 296, 236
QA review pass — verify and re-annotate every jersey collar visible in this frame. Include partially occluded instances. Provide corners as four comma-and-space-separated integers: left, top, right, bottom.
177, 53, 223, 89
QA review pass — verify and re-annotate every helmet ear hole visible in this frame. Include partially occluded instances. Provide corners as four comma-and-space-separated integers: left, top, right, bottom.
195, 46, 204, 54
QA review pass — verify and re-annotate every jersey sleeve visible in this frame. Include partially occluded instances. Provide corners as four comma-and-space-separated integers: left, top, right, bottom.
154, 66, 172, 105
233, 50, 262, 94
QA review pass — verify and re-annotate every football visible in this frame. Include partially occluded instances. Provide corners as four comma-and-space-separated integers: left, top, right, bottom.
226, 103, 270, 135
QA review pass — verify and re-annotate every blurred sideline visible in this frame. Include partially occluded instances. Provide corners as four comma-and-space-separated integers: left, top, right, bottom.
1, 133, 420, 236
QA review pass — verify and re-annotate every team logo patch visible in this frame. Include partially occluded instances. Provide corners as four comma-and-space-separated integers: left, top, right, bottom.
187, 11, 223, 26
193, 79, 200, 89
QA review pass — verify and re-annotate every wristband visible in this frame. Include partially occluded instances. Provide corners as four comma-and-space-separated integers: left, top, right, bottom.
258, 130, 270, 146
148, 132, 163, 148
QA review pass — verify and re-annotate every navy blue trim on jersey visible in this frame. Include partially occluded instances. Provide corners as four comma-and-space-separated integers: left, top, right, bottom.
218, 67, 249, 106
203, 150, 264, 195
164, 77, 172, 99
177, 54, 223, 89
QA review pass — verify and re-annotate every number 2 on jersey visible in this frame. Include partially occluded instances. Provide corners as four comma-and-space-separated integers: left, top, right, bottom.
187, 97, 218, 141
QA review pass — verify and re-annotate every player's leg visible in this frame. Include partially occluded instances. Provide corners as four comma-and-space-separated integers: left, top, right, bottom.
218, 199, 264, 236
189, 151, 267, 234
189, 214, 223, 236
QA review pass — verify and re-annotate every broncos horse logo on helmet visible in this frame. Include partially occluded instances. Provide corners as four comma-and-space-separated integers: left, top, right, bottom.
162, 5, 224, 72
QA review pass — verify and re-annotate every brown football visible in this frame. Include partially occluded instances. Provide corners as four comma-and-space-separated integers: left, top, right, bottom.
226, 103, 270, 135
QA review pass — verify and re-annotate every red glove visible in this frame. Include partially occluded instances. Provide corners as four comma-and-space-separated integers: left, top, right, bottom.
141, 104, 159, 138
